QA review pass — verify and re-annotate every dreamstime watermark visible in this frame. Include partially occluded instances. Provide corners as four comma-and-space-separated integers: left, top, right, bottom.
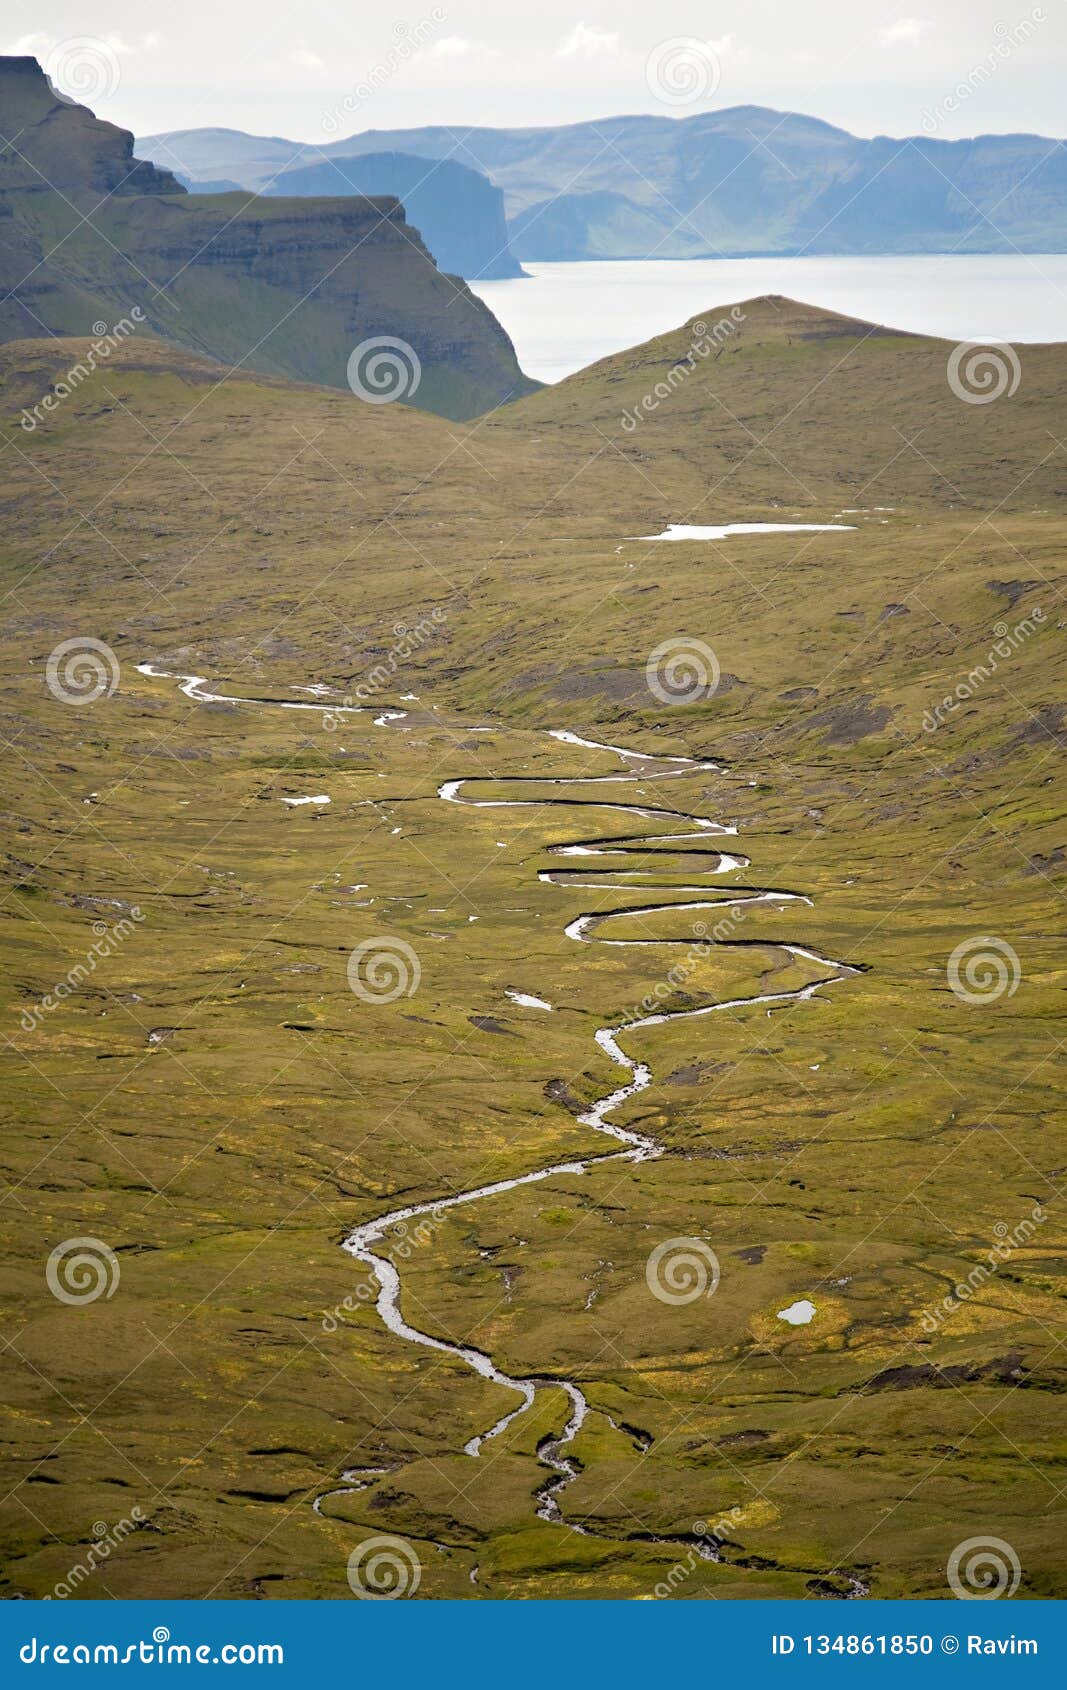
947, 340, 1021, 405
21, 311, 145, 431
646, 636, 720, 705
19, 1631, 284, 1665
921, 608, 1044, 732
920, 11, 1046, 134
322, 1207, 447, 1331
947, 936, 1020, 1005
621, 307, 745, 431
322, 13, 446, 134
46, 1237, 120, 1305
947, 1535, 1021, 1599
646, 37, 722, 106
46, 1511, 145, 1598
44, 36, 122, 105
322, 607, 447, 723
20, 909, 144, 1032
625, 908, 749, 1024
45, 637, 120, 705
919, 1203, 1046, 1334
347, 937, 421, 1003
346, 336, 422, 404
646, 1237, 721, 1305
346, 1534, 422, 1598
651, 1510, 744, 1597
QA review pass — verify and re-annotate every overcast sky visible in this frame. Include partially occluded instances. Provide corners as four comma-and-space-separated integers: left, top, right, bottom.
6, 1, 1064, 142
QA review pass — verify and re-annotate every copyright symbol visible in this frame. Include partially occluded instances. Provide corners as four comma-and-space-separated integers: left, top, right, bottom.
941, 1635, 959, 1655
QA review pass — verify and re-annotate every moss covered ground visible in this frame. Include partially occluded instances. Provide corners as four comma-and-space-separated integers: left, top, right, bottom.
1, 299, 1064, 1598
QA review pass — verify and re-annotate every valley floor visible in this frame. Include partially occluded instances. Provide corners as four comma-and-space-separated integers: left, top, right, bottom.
1, 306, 1064, 1597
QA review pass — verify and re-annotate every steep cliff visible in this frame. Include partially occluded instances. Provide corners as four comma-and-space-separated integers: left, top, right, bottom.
263, 151, 524, 280
0, 57, 535, 418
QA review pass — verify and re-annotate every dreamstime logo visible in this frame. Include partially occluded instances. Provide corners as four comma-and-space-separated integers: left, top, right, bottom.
46, 1237, 120, 1305
346, 337, 422, 404
646, 1237, 721, 1305
620, 307, 746, 431
323, 1207, 446, 1331
321, 607, 447, 724
947, 341, 1021, 405
20, 310, 145, 431
947, 936, 1020, 1005
46, 638, 120, 706
919, 1203, 1046, 1334
347, 937, 421, 1003
346, 1534, 422, 1599
646, 37, 722, 106
49, 1509, 145, 1598
921, 607, 1045, 733
920, 10, 1046, 134
44, 37, 121, 104
321, 11, 446, 134
20, 908, 145, 1034
646, 636, 720, 706
651, 1510, 742, 1597
947, 1535, 1021, 1599
625, 920, 712, 1023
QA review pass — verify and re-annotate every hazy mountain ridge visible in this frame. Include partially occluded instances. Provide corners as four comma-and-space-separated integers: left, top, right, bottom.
139, 105, 1067, 259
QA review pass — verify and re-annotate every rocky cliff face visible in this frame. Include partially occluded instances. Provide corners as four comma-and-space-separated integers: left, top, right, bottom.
263, 151, 525, 281
0, 55, 184, 198
0, 58, 535, 418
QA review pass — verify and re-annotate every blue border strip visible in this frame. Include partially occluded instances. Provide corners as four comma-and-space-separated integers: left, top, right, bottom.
2, 1600, 1062, 1684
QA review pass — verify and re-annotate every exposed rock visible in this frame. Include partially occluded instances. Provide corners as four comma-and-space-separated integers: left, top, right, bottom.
543, 1077, 584, 1114
806, 696, 892, 745
469, 1014, 515, 1035
987, 579, 1044, 607
859, 1352, 1028, 1393
0, 57, 535, 420
263, 151, 525, 281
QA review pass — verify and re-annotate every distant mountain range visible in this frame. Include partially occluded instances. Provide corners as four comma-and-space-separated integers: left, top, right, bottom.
0, 57, 534, 418
139, 107, 1067, 261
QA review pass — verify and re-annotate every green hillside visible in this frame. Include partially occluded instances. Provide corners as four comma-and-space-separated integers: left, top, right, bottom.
0, 299, 1064, 1599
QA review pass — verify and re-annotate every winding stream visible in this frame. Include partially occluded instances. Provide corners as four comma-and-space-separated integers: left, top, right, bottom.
137, 665, 860, 1535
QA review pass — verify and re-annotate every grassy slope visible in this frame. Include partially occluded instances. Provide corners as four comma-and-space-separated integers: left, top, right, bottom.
0, 302, 1064, 1598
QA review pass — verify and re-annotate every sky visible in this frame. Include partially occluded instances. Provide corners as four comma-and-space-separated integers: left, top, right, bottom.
5, 1, 1064, 143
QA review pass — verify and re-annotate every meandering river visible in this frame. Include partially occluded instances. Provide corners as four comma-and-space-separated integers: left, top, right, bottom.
138, 665, 861, 1536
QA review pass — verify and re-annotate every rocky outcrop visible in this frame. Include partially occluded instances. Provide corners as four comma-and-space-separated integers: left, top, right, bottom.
264, 151, 525, 280
0, 57, 535, 418
0, 55, 183, 198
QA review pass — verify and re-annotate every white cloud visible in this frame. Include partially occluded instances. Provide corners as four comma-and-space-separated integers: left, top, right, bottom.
429, 36, 500, 61
6, 31, 163, 60
878, 18, 933, 47
291, 45, 326, 72
708, 33, 750, 66
5, 33, 51, 56
555, 23, 624, 61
